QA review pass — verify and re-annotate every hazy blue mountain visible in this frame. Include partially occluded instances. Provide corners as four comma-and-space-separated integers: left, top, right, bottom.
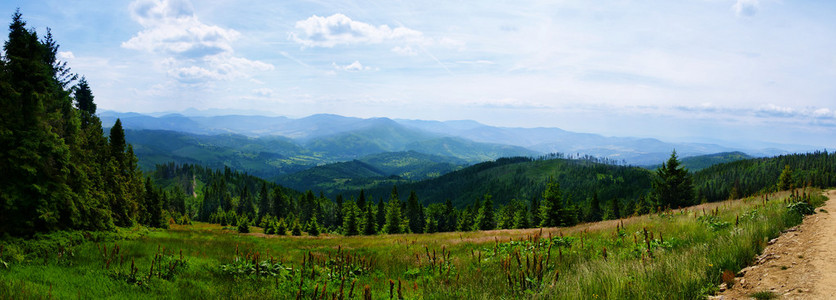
394, 118, 746, 165
123, 129, 316, 178
275, 150, 469, 193
304, 118, 438, 158
102, 111, 800, 167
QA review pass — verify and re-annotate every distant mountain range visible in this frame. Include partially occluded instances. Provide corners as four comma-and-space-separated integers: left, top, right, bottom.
101, 111, 795, 167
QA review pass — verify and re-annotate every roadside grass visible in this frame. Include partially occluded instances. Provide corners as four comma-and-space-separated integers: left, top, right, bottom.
1, 189, 826, 299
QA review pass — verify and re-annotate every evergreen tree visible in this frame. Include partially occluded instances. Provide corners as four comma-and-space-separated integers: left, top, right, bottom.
342, 201, 360, 236
608, 198, 620, 220
529, 197, 541, 228
237, 216, 249, 233
513, 207, 530, 229
240, 186, 257, 218
362, 203, 377, 235
475, 194, 496, 230
376, 198, 386, 230
307, 216, 320, 236
406, 191, 424, 233
271, 187, 287, 220
275, 218, 287, 235
335, 194, 344, 229
143, 177, 167, 228
357, 189, 367, 210
257, 182, 270, 224
457, 210, 474, 231
291, 218, 302, 236
652, 150, 694, 208
777, 164, 794, 191
539, 177, 562, 227
383, 186, 403, 234
442, 199, 456, 232
109, 119, 126, 164
588, 192, 602, 221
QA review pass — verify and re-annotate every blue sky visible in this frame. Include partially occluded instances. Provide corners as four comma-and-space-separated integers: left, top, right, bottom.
2, 0, 836, 148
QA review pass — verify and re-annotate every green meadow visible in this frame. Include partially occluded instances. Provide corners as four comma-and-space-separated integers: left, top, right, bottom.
1, 190, 824, 299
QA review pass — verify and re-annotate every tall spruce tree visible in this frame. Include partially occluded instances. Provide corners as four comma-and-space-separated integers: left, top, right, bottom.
652, 150, 694, 208
588, 192, 602, 221
475, 194, 496, 230
383, 186, 403, 234
362, 202, 377, 235
406, 191, 424, 233
539, 177, 562, 227
342, 201, 359, 236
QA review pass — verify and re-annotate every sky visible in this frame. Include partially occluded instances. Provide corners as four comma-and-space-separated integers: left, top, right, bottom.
2, 0, 836, 149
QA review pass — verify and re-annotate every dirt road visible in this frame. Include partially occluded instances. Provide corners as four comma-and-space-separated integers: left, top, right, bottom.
718, 190, 836, 299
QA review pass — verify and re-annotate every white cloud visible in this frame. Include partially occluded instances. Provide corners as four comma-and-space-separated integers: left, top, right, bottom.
813, 108, 835, 119
333, 61, 375, 72
757, 103, 795, 117
123, 0, 238, 58
391, 46, 418, 56
289, 14, 426, 48
252, 88, 274, 97
123, 0, 273, 84
732, 0, 759, 17
58, 51, 75, 60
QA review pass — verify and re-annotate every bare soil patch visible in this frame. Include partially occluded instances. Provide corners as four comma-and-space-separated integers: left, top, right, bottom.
717, 190, 836, 299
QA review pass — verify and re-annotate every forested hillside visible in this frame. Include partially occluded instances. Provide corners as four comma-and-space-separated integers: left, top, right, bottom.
352, 155, 652, 210
694, 151, 836, 202
121, 127, 531, 179
0, 12, 148, 236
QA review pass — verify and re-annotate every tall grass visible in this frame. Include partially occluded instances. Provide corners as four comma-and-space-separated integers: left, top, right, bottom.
0, 190, 826, 299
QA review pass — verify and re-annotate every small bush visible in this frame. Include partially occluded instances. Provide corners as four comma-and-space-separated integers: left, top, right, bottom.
291, 219, 302, 236
237, 217, 250, 233
787, 201, 814, 216
750, 291, 777, 300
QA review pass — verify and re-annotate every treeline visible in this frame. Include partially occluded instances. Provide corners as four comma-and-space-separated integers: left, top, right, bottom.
693, 151, 836, 202
151, 163, 302, 228
0, 12, 164, 236
348, 156, 653, 210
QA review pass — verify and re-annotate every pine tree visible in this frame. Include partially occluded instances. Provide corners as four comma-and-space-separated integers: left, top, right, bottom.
529, 197, 541, 227
271, 187, 286, 220
588, 192, 602, 221
442, 199, 456, 232
539, 178, 562, 227
342, 201, 360, 236
383, 186, 403, 234
608, 198, 620, 220
237, 186, 255, 219
357, 189, 367, 210
275, 218, 287, 235
652, 150, 694, 208
257, 182, 270, 224
406, 191, 424, 233
376, 198, 386, 229
335, 194, 344, 229
362, 203, 377, 235
777, 164, 793, 191
291, 218, 302, 236
513, 208, 530, 229
307, 216, 320, 236
475, 194, 495, 230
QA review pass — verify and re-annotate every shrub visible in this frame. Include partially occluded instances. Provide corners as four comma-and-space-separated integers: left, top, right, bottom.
291, 219, 302, 236
237, 217, 250, 233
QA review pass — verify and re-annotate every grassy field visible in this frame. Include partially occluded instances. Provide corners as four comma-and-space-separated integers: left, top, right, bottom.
0, 190, 825, 299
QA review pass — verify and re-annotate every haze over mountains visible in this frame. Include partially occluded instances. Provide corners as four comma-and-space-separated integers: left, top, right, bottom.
101, 111, 800, 168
